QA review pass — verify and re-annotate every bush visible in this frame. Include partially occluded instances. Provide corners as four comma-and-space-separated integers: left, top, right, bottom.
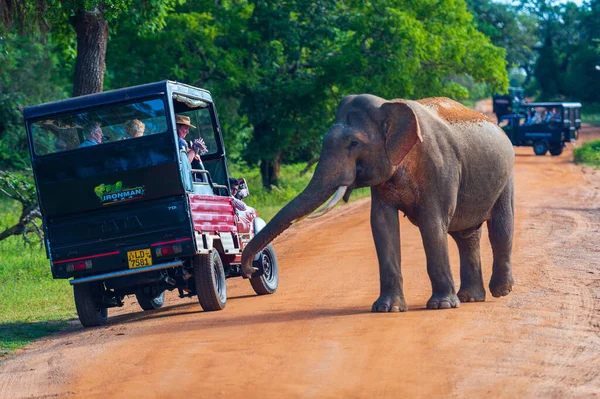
573, 140, 600, 166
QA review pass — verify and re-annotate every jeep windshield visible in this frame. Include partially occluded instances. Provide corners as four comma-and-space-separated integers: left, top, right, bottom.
30, 98, 168, 156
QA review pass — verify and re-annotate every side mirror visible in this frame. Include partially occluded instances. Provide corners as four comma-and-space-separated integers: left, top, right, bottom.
236, 178, 250, 199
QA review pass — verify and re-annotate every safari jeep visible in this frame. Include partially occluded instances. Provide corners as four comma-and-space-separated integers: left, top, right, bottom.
23, 81, 278, 327
497, 102, 582, 156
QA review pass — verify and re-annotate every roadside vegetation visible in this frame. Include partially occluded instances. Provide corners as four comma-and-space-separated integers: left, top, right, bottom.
0, 199, 71, 357
573, 140, 600, 167
582, 103, 600, 127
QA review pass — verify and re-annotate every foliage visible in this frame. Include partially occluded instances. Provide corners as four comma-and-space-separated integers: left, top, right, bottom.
573, 139, 600, 166
0, 34, 69, 169
467, 0, 537, 80
513, 0, 600, 102
581, 103, 600, 126
1, 0, 184, 33
107, 0, 508, 187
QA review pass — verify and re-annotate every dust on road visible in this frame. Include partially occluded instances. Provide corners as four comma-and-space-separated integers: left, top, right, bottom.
1, 127, 599, 399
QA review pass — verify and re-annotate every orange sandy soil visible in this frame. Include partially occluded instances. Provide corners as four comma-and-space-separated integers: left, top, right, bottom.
1, 105, 599, 398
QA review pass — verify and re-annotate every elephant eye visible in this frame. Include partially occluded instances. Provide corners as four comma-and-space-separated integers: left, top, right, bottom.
349, 140, 359, 148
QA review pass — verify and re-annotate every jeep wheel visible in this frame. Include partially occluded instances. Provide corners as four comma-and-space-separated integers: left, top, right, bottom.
549, 145, 564, 156
193, 251, 226, 311
533, 141, 548, 156
136, 291, 165, 311
73, 282, 108, 327
250, 244, 279, 295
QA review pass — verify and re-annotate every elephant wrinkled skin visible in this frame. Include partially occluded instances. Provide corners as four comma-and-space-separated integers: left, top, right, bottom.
241, 95, 515, 312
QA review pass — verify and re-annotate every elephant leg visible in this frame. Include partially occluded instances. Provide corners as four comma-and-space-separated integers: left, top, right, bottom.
450, 226, 486, 303
487, 180, 514, 297
370, 190, 406, 312
419, 218, 459, 309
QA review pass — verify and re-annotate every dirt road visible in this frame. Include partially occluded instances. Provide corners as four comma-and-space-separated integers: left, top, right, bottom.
1, 127, 600, 398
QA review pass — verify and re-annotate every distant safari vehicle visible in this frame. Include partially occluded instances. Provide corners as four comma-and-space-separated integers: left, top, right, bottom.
498, 102, 582, 156
23, 81, 278, 327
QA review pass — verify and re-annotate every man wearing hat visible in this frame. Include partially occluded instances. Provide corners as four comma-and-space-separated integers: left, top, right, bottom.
176, 115, 206, 162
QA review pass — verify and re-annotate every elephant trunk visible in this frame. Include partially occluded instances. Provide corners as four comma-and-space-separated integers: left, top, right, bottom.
240, 180, 342, 276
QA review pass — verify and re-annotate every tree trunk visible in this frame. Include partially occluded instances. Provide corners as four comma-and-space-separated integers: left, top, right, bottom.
260, 155, 281, 188
70, 8, 108, 97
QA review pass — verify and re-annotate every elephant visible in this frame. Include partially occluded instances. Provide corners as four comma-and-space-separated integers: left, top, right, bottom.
241, 94, 514, 312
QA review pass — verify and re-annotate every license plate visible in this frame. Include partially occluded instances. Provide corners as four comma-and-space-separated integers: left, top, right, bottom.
127, 249, 152, 269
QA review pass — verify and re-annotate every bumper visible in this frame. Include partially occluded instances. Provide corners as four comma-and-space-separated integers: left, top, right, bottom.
69, 260, 183, 285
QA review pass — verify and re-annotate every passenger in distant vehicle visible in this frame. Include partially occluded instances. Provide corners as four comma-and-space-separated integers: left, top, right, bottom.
124, 119, 145, 139
547, 107, 561, 122
531, 110, 542, 124
525, 109, 534, 126
78, 124, 105, 147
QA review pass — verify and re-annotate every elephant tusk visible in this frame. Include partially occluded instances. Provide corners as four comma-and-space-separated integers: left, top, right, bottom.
306, 186, 348, 220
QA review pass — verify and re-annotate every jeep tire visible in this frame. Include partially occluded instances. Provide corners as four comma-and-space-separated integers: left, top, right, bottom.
73, 282, 108, 327
250, 244, 279, 295
193, 251, 226, 311
136, 291, 165, 311
533, 141, 548, 156
549, 145, 564, 156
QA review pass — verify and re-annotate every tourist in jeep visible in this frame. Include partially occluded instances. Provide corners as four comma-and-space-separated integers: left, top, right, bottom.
176, 115, 207, 163
124, 119, 145, 139
78, 124, 105, 147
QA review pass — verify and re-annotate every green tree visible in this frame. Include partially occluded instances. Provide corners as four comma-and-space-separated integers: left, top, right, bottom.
107, 0, 508, 188
0, 34, 69, 169
518, 0, 588, 100
467, 0, 537, 86
0, 0, 182, 96
563, 0, 600, 102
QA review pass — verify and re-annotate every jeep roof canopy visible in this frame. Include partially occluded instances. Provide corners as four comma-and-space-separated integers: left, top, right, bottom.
23, 80, 213, 121
519, 102, 582, 108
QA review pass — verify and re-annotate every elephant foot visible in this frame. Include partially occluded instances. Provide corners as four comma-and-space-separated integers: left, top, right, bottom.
426, 293, 460, 309
489, 274, 514, 298
457, 285, 486, 303
371, 295, 407, 313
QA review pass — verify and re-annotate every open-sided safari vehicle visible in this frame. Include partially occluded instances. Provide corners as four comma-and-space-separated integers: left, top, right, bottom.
497, 102, 581, 156
23, 81, 278, 327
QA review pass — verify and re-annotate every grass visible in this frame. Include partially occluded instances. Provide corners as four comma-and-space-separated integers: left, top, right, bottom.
0, 162, 371, 358
0, 199, 75, 358
573, 139, 600, 167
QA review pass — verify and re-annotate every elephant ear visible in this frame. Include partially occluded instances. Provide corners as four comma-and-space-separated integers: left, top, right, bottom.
381, 101, 423, 165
